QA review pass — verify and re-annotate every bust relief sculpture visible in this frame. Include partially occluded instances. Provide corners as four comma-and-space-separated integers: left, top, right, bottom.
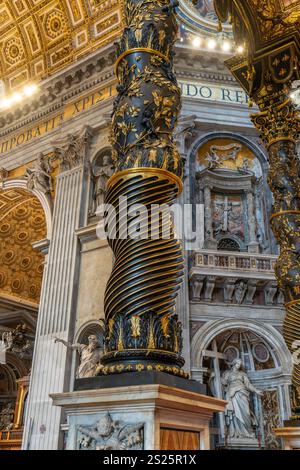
91, 152, 115, 215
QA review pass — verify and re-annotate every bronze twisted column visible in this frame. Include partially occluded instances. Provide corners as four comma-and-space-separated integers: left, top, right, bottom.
252, 92, 300, 417
214, 0, 300, 417
100, 0, 187, 377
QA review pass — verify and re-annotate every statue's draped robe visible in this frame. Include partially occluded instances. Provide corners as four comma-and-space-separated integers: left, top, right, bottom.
76, 345, 102, 378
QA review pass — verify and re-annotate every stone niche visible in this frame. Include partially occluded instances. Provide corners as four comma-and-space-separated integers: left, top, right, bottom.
196, 138, 267, 254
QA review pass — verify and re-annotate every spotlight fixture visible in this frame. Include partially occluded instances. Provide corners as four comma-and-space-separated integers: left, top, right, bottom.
207, 39, 216, 50
23, 84, 39, 97
222, 41, 231, 52
192, 36, 201, 48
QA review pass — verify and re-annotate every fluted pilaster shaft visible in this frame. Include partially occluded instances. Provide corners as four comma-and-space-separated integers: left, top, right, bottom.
22, 129, 92, 449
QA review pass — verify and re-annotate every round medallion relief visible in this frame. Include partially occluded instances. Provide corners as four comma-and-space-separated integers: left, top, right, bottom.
252, 343, 270, 363
4, 38, 24, 65
224, 346, 239, 363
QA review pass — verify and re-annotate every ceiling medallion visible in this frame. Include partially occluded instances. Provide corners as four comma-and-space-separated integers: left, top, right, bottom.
179, 0, 232, 36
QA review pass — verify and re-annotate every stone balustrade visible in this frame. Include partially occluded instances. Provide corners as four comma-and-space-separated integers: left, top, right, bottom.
190, 250, 282, 306
194, 250, 278, 278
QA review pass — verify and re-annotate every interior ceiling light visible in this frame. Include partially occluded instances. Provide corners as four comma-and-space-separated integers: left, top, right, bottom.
0, 83, 39, 111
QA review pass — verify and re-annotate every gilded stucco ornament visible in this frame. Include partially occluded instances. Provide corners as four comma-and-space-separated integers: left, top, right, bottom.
100, 0, 187, 377
214, 0, 300, 418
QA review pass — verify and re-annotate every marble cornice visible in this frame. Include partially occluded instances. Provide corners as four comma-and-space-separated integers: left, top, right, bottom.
0, 43, 240, 137
175, 68, 236, 84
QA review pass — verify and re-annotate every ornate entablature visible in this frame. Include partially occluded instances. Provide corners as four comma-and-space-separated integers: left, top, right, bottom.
196, 137, 267, 252
0, 0, 123, 93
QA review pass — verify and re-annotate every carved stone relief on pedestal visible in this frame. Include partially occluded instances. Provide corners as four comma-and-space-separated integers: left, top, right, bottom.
77, 412, 144, 450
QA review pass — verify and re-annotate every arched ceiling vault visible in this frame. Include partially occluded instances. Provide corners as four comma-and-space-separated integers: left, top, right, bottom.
0, 0, 123, 93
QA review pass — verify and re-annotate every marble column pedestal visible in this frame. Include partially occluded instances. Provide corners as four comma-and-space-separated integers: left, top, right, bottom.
51, 372, 226, 451
275, 421, 300, 450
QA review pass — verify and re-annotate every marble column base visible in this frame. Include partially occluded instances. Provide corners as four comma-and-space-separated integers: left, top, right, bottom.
51, 383, 226, 450
275, 421, 300, 450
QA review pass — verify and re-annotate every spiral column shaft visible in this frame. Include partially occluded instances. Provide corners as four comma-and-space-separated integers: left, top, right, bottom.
100, 1, 187, 377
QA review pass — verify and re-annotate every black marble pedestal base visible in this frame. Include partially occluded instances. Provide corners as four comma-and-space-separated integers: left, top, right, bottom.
74, 370, 206, 394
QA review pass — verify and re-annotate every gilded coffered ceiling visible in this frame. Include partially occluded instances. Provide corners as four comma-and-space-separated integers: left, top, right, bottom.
0, 0, 123, 92
0, 188, 46, 306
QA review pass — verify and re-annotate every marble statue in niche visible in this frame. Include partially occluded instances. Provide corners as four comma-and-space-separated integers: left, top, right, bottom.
0, 402, 14, 431
91, 152, 115, 216
77, 412, 144, 450
221, 359, 263, 440
238, 158, 254, 175
25, 153, 53, 194
54, 334, 103, 379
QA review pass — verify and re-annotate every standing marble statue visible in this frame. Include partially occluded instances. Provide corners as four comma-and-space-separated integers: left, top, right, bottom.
54, 335, 103, 379
25, 153, 53, 194
221, 358, 263, 440
93, 154, 114, 213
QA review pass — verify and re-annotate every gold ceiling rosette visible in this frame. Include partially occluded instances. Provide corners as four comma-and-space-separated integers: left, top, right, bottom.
214, 0, 300, 418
